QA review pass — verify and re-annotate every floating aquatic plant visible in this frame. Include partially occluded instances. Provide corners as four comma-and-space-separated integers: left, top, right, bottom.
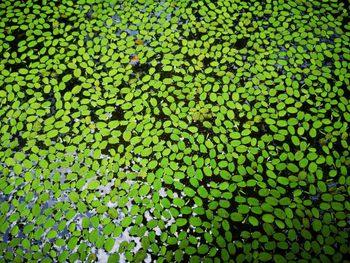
0, 0, 349, 262
189, 101, 212, 122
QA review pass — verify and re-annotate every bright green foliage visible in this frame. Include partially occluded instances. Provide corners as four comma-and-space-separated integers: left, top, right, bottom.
0, 0, 349, 262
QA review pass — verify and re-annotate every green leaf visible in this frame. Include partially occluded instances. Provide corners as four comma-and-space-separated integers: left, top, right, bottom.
108, 254, 120, 263
123, 130, 132, 141
134, 250, 147, 263
47, 130, 58, 138
262, 214, 274, 223
82, 217, 90, 229
148, 160, 157, 170
248, 216, 259, 226
220, 170, 231, 180
230, 213, 244, 222
163, 65, 172, 71
62, 74, 72, 83
67, 237, 78, 250
104, 237, 115, 252
13, 164, 23, 175
198, 186, 208, 198
68, 192, 80, 203
47, 230, 58, 239
308, 162, 318, 173
125, 93, 133, 101
88, 180, 100, 190
139, 184, 151, 196
259, 252, 272, 262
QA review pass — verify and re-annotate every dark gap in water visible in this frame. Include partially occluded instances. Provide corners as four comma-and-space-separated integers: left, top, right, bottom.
193, 119, 215, 138
12, 136, 27, 153
201, 56, 213, 68
188, 31, 205, 41
340, 14, 350, 32
338, 0, 349, 11
55, 70, 73, 90
101, 140, 125, 156
56, 13, 71, 25
90, 109, 102, 123
340, 82, 350, 99
132, 61, 151, 75
158, 133, 171, 146
9, 28, 26, 51
109, 106, 124, 121
48, 99, 57, 118
4, 62, 25, 73
234, 37, 248, 50
154, 105, 170, 123
67, 78, 82, 93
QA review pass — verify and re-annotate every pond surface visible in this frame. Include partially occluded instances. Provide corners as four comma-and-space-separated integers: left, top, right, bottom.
0, 0, 350, 262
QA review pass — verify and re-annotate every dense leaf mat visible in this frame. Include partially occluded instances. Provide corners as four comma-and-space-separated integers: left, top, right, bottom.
0, 0, 350, 262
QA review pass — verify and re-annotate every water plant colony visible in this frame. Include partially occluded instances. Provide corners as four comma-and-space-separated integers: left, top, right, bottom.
0, 0, 349, 262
